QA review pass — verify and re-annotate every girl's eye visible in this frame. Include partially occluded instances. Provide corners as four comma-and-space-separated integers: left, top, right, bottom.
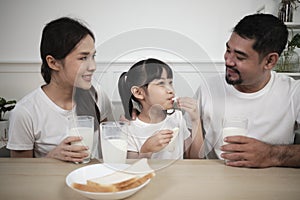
80, 56, 88, 61
158, 81, 165, 85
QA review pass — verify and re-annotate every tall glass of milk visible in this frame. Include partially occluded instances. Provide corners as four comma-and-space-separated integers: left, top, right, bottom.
222, 117, 248, 162
100, 121, 128, 163
222, 117, 248, 145
68, 115, 94, 164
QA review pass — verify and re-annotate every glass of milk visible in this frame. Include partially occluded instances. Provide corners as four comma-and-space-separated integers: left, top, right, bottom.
68, 115, 94, 164
222, 117, 248, 162
100, 121, 128, 163
222, 117, 248, 145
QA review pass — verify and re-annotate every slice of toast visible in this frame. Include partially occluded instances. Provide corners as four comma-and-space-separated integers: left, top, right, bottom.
72, 158, 155, 193
164, 127, 179, 152
86, 170, 138, 191
117, 172, 155, 191
72, 182, 117, 193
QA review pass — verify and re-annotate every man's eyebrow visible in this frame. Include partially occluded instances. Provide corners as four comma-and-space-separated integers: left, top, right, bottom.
226, 42, 248, 58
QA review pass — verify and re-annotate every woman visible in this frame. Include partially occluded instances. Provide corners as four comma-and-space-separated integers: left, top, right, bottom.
7, 17, 112, 162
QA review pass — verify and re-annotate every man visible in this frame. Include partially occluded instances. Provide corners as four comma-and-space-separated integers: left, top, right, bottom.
196, 13, 300, 168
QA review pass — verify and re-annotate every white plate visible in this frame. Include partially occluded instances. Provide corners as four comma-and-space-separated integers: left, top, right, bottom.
66, 163, 151, 200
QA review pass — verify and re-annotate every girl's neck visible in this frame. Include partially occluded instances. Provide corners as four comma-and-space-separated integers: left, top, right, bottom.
138, 107, 167, 124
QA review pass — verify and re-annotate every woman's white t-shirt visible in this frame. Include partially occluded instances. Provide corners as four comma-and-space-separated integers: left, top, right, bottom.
7, 85, 112, 158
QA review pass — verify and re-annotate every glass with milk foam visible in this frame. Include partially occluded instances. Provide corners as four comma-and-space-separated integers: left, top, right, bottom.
100, 121, 128, 163
68, 116, 94, 164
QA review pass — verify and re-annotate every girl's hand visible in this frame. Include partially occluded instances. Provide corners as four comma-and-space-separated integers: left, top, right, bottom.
46, 136, 89, 162
140, 129, 173, 153
177, 97, 200, 122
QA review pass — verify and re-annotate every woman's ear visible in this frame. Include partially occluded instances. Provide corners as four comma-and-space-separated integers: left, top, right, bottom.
131, 86, 145, 100
264, 53, 279, 70
46, 55, 62, 71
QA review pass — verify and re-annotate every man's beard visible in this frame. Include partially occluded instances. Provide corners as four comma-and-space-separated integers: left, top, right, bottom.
225, 66, 243, 85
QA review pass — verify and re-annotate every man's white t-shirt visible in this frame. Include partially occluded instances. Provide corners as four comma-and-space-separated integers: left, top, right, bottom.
7, 84, 112, 158
196, 71, 300, 158
127, 110, 191, 159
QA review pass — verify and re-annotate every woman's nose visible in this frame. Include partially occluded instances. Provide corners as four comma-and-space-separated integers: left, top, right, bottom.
88, 60, 96, 71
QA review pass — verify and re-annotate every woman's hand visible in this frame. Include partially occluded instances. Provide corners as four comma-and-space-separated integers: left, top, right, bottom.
46, 136, 89, 162
140, 129, 173, 153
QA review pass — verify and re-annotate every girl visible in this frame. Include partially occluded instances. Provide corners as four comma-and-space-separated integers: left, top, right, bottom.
118, 58, 203, 159
7, 17, 112, 162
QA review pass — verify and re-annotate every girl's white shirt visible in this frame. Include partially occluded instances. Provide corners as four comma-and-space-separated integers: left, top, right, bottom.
127, 110, 190, 159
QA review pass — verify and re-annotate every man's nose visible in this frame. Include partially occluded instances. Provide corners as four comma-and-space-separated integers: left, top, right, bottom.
225, 54, 235, 67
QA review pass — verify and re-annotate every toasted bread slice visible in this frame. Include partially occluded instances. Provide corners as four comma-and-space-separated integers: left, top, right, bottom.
86, 170, 138, 190
72, 158, 155, 193
118, 172, 155, 191
73, 182, 116, 192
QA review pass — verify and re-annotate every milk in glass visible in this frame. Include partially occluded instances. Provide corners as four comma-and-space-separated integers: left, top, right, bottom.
101, 121, 128, 163
68, 116, 94, 164
222, 127, 247, 145
102, 138, 127, 163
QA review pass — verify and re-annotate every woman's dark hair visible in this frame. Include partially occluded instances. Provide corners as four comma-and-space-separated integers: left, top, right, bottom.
118, 58, 173, 119
233, 13, 288, 61
40, 17, 100, 129
40, 17, 95, 83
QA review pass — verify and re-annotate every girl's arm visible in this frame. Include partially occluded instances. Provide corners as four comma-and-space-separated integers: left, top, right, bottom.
178, 97, 204, 159
10, 150, 33, 158
189, 120, 205, 158
183, 121, 204, 159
